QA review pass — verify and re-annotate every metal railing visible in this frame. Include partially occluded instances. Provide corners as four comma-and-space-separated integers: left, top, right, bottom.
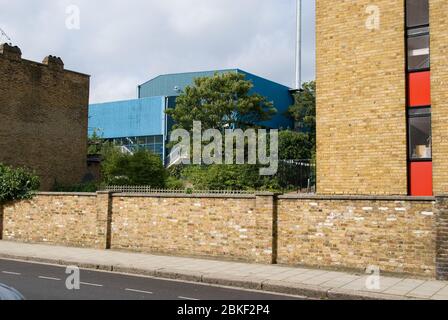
103, 186, 255, 195
276, 159, 316, 193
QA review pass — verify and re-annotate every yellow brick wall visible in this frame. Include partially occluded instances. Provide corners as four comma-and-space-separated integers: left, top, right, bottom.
430, 0, 448, 195
316, 0, 408, 195
111, 195, 273, 263
2, 194, 103, 248
277, 196, 436, 277
0, 193, 442, 278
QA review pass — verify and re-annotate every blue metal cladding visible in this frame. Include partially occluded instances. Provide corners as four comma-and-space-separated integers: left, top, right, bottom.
88, 97, 166, 139
138, 69, 238, 98
239, 70, 294, 130
138, 69, 294, 130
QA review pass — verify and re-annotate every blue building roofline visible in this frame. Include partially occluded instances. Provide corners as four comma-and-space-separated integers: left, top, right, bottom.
90, 96, 166, 107
137, 68, 291, 92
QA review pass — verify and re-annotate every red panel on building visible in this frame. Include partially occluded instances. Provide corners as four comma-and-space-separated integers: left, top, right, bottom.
408, 71, 431, 107
409, 161, 433, 196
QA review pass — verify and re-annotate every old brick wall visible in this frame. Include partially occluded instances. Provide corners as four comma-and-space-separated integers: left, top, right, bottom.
2, 192, 448, 278
0, 44, 90, 190
435, 196, 448, 280
1, 193, 105, 249
110, 193, 274, 263
277, 195, 436, 277
430, 0, 448, 195
316, 0, 408, 195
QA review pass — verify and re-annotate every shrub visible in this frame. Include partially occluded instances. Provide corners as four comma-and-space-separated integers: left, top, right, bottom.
52, 181, 99, 193
181, 164, 281, 191
0, 163, 40, 205
101, 149, 167, 187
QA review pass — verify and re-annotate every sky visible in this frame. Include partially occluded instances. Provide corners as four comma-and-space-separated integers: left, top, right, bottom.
0, 0, 315, 104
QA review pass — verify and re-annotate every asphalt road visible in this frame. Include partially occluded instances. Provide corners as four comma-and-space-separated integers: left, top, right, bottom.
0, 259, 303, 300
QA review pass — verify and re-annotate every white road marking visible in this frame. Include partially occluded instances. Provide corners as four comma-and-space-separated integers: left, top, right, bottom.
2, 271, 21, 275
81, 282, 103, 287
125, 288, 153, 295
38, 276, 61, 281
178, 296, 199, 301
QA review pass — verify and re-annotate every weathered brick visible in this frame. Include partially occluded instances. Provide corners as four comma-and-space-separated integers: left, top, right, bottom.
277, 196, 436, 277
0, 45, 90, 190
316, 0, 407, 195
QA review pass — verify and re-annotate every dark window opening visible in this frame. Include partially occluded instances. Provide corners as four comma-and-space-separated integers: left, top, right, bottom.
406, 0, 429, 28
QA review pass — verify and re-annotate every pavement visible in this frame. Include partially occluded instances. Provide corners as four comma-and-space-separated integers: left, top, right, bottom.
0, 241, 447, 300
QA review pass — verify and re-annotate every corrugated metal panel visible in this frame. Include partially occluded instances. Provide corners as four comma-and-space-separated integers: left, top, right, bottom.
88, 97, 166, 139
138, 69, 238, 98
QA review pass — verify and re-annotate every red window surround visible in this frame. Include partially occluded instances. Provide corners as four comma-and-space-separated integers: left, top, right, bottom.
408, 71, 431, 107
409, 161, 433, 196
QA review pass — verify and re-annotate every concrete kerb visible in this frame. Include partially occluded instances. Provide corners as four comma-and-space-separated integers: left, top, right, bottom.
0, 253, 418, 300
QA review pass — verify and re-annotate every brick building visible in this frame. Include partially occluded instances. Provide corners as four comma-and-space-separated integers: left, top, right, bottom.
0, 44, 90, 190
316, 0, 447, 196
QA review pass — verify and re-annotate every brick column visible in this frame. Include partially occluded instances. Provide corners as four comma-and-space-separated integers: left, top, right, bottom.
255, 192, 277, 264
96, 191, 113, 250
435, 196, 448, 280
0, 204, 3, 240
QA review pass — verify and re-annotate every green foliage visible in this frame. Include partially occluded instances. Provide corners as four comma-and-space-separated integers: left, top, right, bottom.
101, 149, 167, 187
0, 163, 40, 205
279, 130, 314, 160
181, 165, 280, 191
53, 182, 99, 193
166, 72, 277, 132
288, 81, 316, 139
88, 129, 104, 156
165, 176, 185, 190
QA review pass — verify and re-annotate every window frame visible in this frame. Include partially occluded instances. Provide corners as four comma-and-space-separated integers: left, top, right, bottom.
406, 28, 430, 73
407, 107, 432, 162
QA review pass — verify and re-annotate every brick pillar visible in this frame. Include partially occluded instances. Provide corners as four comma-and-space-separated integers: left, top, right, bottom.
96, 192, 113, 250
0, 204, 3, 240
255, 192, 277, 264
436, 196, 448, 280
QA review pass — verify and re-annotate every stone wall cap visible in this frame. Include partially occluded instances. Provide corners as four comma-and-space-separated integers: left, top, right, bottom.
36, 192, 97, 197
255, 192, 276, 196
278, 194, 436, 201
111, 193, 256, 199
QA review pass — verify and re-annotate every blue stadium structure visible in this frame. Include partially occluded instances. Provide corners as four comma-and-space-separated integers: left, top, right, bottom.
89, 69, 294, 163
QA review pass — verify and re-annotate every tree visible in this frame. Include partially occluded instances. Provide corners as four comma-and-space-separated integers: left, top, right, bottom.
288, 81, 316, 139
0, 164, 40, 205
166, 72, 276, 132
101, 149, 167, 187
278, 130, 314, 160
88, 129, 104, 156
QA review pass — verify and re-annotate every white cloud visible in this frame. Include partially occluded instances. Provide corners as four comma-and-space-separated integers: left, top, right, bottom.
0, 0, 315, 103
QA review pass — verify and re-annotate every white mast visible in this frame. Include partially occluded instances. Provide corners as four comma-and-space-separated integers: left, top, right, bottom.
295, 0, 302, 90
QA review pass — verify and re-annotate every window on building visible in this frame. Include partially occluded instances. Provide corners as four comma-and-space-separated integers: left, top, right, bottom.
109, 135, 164, 158
407, 34, 430, 71
406, 0, 429, 28
408, 108, 432, 160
